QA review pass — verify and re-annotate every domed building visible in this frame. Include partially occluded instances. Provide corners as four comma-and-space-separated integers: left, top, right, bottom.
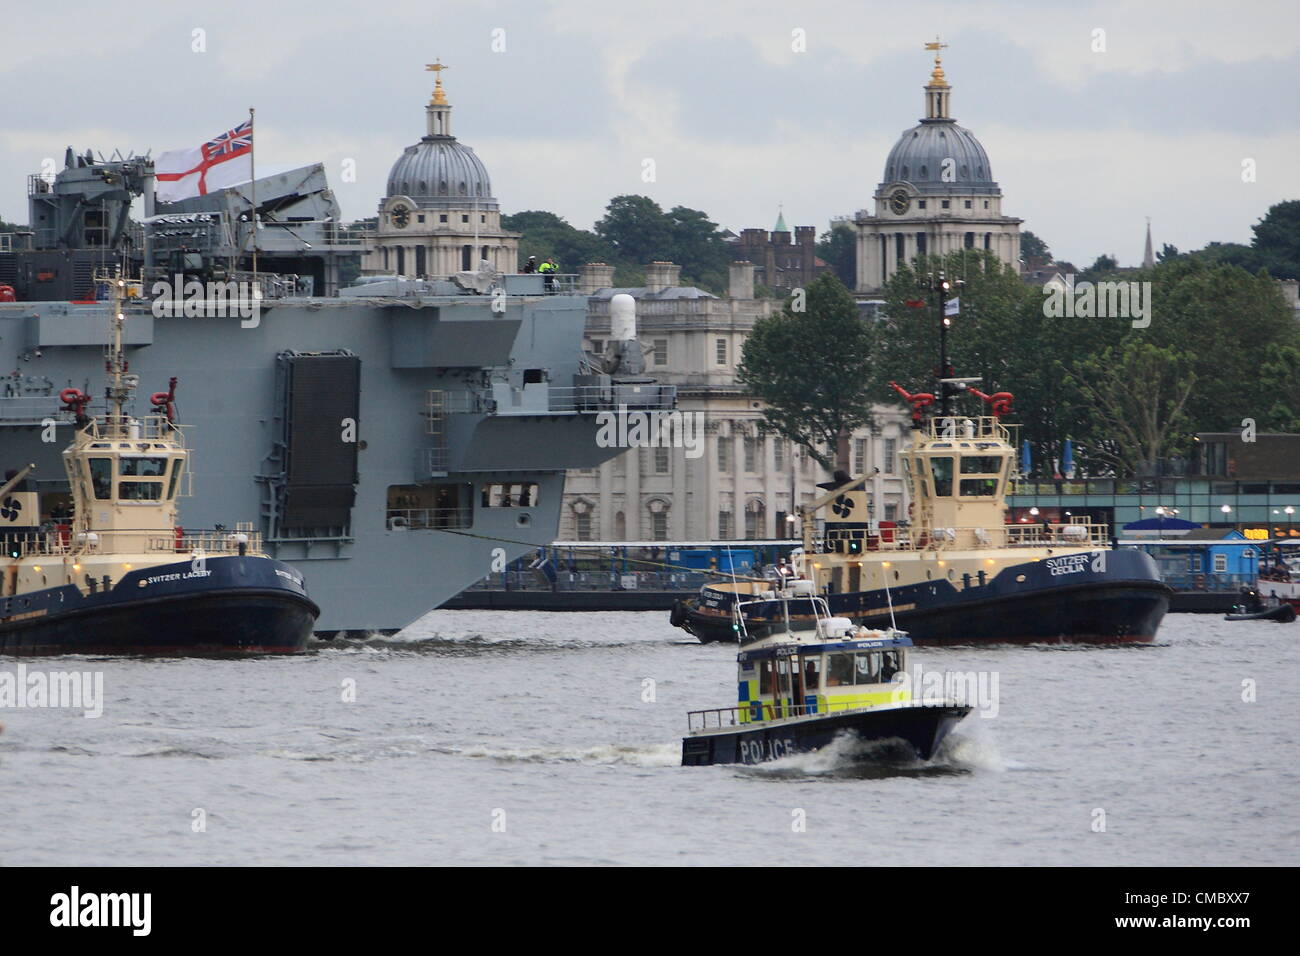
854, 43, 1021, 293
363, 63, 520, 277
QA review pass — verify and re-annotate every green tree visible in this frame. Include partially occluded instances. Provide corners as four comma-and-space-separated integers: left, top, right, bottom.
1078, 253, 1118, 283
665, 205, 731, 293
1065, 340, 1197, 475
816, 221, 857, 289
1020, 230, 1050, 262
1257, 342, 1300, 431
1251, 199, 1300, 279
502, 210, 614, 273
738, 273, 878, 470
594, 195, 674, 266
1145, 257, 1297, 432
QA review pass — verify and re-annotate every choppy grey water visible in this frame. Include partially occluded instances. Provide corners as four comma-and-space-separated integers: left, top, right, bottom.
1, 611, 1296, 866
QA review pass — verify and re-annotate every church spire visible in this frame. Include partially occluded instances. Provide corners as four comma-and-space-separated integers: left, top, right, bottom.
1143, 218, 1155, 268
923, 38, 951, 120
425, 60, 452, 138
774, 203, 788, 233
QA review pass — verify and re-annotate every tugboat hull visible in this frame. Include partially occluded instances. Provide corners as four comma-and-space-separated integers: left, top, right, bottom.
675, 549, 1171, 646
681, 704, 971, 766
1, 555, 319, 655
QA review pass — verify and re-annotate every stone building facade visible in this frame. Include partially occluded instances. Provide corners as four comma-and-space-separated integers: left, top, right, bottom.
729, 214, 829, 294
362, 64, 519, 277
558, 261, 912, 542
854, 46, 1021, 293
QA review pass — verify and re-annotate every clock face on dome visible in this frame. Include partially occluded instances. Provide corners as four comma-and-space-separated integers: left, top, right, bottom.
391, 204, 410, 228
889, 189, 911, 215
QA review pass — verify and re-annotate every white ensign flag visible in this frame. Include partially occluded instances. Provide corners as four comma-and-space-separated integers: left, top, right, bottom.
154, 119, 253, 203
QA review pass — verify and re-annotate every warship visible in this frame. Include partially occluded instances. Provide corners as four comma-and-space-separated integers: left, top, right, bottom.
0, 77, 667, 636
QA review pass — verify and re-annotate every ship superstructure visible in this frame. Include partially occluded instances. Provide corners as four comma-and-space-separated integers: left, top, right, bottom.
0, 76, 669, 635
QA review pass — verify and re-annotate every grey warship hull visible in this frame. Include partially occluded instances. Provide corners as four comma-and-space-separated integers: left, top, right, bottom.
1, 289, 662, 634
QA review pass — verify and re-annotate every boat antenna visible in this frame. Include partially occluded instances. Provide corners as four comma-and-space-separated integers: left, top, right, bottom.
883, 565, 899, 631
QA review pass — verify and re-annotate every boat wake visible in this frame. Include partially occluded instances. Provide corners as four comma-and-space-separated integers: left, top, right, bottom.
445, 741, 682, 767
736, 720, 1007, 780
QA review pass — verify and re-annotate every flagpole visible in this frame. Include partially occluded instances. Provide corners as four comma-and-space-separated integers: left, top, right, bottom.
249, 107, 257, 281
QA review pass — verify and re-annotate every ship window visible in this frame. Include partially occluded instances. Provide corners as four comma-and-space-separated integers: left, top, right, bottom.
826, 652, 854, 687
167, 460, 183, 499
961, 456, 1002, 474
854, 651, 881, 685
930, 457, 954, 497
118, 481, 163, 501
802, 655, 821, 691
386, 482, 472, 529
88, 459, 112, 499
960, 478, 999, 497
480, 482, 539, 507
759, 659, 775, 695
119, 456, 168, 476
880, 650, 902, 682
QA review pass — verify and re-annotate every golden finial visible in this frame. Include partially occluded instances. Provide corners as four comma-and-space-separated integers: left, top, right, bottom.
426, 60, 449, 105
924, 37, 949, 87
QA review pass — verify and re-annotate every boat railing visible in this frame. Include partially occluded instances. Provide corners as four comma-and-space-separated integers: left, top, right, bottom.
688, 699, 869, 731
384, 507, 472, 531
815, 521, 1110, 554
0, 396, 72, 425
545, 384, 677, 413
79, 415, 187, 443
917, 414, 1013, 442
2, 527, 262, 558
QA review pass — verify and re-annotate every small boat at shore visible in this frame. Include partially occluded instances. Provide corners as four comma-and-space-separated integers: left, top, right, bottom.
1224, 603, 1296, 623
681, 589, 970, 767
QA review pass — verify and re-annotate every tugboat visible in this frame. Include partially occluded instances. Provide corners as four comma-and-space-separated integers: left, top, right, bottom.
681, 588, 970, 766
0, 273, 318, 654
672, 331, 1170, 646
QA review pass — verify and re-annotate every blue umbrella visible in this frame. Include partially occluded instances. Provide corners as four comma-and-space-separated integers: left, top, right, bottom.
1061, 439, 1075, 479
1020, 440, 1032, 476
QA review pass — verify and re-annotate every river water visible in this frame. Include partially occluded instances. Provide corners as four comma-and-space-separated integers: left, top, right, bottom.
1, 611, 1296, 866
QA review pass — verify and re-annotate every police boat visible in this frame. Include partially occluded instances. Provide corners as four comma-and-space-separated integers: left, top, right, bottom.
681, 583, 971, 766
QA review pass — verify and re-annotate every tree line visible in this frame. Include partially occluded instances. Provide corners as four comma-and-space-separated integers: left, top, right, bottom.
739, 201, 1300, 477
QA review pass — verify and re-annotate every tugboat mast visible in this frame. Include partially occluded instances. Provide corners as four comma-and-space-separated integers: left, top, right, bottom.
104, 273, 131, 433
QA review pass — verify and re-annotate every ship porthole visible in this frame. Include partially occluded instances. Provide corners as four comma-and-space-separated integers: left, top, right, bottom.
516, 513, 531, 528
1016, 574, 1026, 583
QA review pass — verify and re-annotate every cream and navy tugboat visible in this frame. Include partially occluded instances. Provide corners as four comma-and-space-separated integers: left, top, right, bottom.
681, 587, 970, 766
0, 273, 318, 654
673, 322, 1171, 644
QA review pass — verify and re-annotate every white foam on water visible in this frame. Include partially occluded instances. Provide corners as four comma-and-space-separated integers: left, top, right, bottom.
451, 740, 682, 767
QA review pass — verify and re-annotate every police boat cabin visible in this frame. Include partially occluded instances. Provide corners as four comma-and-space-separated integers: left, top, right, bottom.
680, 589, 970, 766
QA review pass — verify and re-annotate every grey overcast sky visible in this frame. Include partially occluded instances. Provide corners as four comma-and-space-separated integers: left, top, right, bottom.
2, 0, 1297, 267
